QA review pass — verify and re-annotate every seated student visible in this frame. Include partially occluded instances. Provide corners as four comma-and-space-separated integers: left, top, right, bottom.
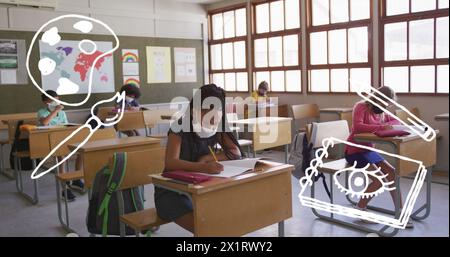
116, 84, 142, 137
37, 90, 84, 201
154, 84, 243, 232
251, 81, 269, 103
345, 86, 413, 228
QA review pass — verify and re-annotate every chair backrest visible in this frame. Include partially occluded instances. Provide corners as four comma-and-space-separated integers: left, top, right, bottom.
8, 118, 38, 142
108, 147, 166, 190
49, 127, 117, 157
115, 111, 146, 132
308, 120, 350, 148
291, 104, 320, 120
395, 107, 421, 125
143, 109, 180, 128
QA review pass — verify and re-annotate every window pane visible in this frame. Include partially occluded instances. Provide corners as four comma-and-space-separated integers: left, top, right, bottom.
348, 27, 368, 63
410, 66, 435, 93
330, 0, 349, 24
271, 71, 285, 91
283, 35, 299, 66
329, 29, 347, 64
331, 69, 349, 92
213, 73, 225, 88
437, 17, 449, 58
222, 43, 233, 69
270, 1, 284, 31
386, 0, 409, 16
385, 22, 407, 61
223, 11, 235, 38
286, 70, 301, 92
234, 41, 246, 69
285, 0, 300, 29
269, 36, 283, 67
255, 72, 270, 90
409, 19, 434, 60
235, 8, 247, 36
236, 72, 248, 91
350, 0, 370, 21
437, 65, 449, 93
312, 0, 329, 26
256, 3, 270, 33
310, 31, 328, 64
383, 66, 409, 93
439, 0, 449, 9
212, 13, 223, 40
310, 69, 330, 92
225, 73, 236, 91
210, 44, 222, 70
350, 68, 371, 92
411, 0, 436, 13
254, 38, 268, 68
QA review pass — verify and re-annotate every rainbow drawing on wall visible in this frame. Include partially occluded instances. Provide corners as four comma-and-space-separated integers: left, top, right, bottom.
123, 75, 140, 87
122, 52, 139, 63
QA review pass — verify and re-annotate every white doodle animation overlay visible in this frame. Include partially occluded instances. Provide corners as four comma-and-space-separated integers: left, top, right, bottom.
31, 92, 126, 179
298, 137, 428, 229
26, 14, 120, 107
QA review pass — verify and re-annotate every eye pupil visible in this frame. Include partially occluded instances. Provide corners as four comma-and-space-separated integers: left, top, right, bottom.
354, 177, 364, 187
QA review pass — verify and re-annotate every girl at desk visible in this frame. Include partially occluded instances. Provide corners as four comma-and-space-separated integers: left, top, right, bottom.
345, 86, 413, 228
117, 84, 142, 137
37, 90, 84, 201
154, 84, 243, 233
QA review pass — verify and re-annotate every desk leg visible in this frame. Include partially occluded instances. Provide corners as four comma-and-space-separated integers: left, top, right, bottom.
278, 221, 284, 237
0, 144, 14, 179
284, 144, 288, 164
15, 157, 39, 205
411, 166, 432, 220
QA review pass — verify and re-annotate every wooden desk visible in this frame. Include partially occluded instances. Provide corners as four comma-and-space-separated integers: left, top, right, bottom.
151, 160, 293, 237
69, 137, 161, 188
0, 112, 37, 131
244, 104, 289, 119
234, 117, 292, 162
435, 113, 449, 121
320, 107, 353, 129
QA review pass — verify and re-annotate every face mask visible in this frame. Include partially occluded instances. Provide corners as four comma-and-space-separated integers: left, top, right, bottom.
372, 105, 384, 114
47, 101, 59, 111
125, 96, 134, 103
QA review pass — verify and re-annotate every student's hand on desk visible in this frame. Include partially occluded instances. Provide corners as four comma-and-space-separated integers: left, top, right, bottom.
203, 162, 223, 174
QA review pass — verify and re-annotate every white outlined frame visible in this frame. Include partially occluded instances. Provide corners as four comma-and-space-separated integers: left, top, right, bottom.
298, 137, 428, 230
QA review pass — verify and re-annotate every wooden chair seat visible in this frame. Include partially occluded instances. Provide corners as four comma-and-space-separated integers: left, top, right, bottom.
56, 170, 84, 182
12, 151, 30, 158
149, 134, 168, 139
318, 158, 350, 174
120, 208, 168, 232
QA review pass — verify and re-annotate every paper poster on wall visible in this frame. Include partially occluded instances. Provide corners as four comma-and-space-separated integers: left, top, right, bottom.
174, 47, 196, 83
122, 49, 139, 63
123, 75, 140, 88
122, 62, 139, 76
39, 40, 115, 94
0, 39, 27, 85
146, 46, 171, 83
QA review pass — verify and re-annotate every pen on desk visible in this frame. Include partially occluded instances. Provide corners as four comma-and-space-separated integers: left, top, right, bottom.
208, 145, 218, 162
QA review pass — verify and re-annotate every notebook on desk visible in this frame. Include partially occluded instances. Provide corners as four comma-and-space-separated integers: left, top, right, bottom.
207, 158, 265, 178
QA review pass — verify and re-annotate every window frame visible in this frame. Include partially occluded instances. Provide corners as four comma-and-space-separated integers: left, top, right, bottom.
208, 4, 250, 92
379, 0, 449, 95
306, 0, 374, 94
252, 0, 303, 93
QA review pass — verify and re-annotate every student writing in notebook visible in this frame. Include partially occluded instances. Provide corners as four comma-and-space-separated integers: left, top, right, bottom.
37, 90, 84, 201
345, 86, 413, 228
154, 84, 243, 233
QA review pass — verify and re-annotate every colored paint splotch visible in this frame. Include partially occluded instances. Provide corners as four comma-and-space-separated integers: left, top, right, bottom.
73, 51, 112, 81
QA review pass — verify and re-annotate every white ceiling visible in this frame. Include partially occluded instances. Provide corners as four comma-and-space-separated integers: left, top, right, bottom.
172, 0, 224, 4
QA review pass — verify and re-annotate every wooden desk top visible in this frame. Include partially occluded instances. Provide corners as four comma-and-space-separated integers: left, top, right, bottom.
151, 160, 293, 195
28, 125, 80, 135
69, 136, 161, 152
320, 107, 353, 113
435, 113, 449, 121
233, 117, 292, 125
354, 130, 440, 144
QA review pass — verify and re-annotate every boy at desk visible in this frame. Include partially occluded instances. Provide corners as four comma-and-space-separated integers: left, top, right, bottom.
116, 84, 142, 137
37, 90, 84, 201
154, 84, 243, 233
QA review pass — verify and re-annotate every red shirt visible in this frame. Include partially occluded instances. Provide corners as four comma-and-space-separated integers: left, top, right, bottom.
345, 101, 400, 155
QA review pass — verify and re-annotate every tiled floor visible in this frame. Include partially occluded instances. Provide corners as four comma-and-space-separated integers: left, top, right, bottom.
0, 151, 448, 237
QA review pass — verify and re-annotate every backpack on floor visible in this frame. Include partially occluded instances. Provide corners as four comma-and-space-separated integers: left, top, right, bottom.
9, 120, 33, 171
86, 152, 145, 236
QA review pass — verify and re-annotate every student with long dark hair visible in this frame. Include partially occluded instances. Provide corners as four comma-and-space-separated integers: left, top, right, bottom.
154, 84, 243, 232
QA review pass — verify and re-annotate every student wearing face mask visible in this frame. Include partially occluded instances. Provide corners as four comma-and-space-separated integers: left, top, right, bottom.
345, 86, 413, 228
154, 84, 243, 232
117, 84, 142, 136
37, 90, 84, 201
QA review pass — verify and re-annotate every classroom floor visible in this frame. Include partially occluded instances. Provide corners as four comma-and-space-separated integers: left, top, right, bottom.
0, 150, 448, 237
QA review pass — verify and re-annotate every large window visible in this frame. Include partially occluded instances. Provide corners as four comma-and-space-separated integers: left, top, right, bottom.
307, 0, 372, 93
381, 0, 449, 94
209, 6, 249, 92
253, 0, 302, 92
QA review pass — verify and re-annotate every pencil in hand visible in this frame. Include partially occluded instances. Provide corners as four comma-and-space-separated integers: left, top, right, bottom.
208, 146, 218, 162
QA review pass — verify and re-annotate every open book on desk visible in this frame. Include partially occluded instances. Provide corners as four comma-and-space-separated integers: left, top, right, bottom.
207, 158, 265, 178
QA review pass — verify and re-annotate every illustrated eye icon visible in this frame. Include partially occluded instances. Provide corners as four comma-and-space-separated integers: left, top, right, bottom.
333, 162, 396, 199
